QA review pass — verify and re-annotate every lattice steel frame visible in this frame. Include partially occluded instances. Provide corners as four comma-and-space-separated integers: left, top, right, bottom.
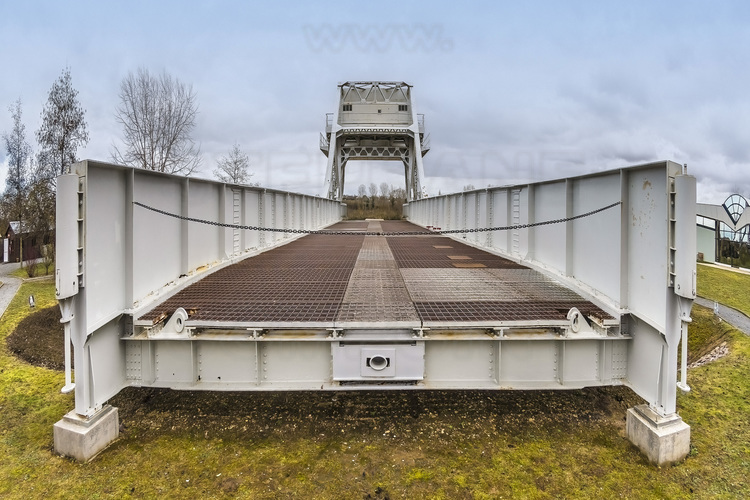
321, 82, 429, 201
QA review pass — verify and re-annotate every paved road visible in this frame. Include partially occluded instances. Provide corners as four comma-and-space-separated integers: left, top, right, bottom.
695, 296, 750, 336
0, 262, 23, 320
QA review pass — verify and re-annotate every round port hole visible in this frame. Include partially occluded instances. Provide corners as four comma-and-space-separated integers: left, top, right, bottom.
369, 355, 388, 371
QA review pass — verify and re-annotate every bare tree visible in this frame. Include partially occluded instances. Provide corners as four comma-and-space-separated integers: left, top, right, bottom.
36, 67, 89, 182
112, 67, 201, 175
2, 99, 31, 223
358, 184, 367, 198
379, 182, 390, 198
391, 187, 407, 200
368, 182, 378, 199
214, 143, 253, 184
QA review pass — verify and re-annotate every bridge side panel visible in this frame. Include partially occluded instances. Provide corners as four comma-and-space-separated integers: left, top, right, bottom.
84, 166, 129, 328
187, 180, 222, 271
62, 160, 343, 417
570, 174, 623, 302
625, 166, 669, 330
406, 162, 692, 415
131, 171, 184, 305
531, 182, 567, 271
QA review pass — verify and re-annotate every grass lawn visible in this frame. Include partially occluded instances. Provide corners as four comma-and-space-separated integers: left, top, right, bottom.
697, 263, 750, 316
0, 276, 748, 498
9, 263, 55, 279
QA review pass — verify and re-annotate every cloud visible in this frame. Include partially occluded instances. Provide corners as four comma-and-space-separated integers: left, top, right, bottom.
1, 1, 749, 207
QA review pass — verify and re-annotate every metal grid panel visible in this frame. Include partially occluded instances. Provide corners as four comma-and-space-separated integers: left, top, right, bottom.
386, 234, 525, 269
139, 234, 364, 322
336, 302, 419, 322
139, 220, 611, 326
336, 233, 419, 322
342, 269, 413, 303
401, 268, 518, 302
414, 300, 612, 322
379, 220, 430, 233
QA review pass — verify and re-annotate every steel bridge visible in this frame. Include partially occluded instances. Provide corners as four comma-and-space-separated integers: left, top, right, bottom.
52, 84, 696, 466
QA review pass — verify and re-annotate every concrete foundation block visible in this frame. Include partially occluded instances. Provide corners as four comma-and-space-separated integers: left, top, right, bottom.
626, 404, 690, 466
53, 405, 119, 462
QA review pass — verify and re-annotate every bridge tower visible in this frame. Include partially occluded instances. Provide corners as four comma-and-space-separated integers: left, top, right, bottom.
320, 81, 430, 201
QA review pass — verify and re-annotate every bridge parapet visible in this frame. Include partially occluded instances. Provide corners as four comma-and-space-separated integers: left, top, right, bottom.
405, 160, 697, 423
55, 160, 343, 419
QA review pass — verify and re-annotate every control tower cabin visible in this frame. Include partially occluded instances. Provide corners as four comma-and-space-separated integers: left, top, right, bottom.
321, 81, 430, 201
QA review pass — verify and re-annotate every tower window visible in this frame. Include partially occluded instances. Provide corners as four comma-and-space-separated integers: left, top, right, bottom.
398, 105, 408, 111
343, 104, 352, 111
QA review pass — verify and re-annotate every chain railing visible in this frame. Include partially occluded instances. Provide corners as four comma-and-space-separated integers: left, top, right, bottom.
133, 200, 622, 237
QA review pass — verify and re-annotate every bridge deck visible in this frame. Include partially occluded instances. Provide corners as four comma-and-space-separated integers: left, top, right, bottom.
137, 220, 612, 328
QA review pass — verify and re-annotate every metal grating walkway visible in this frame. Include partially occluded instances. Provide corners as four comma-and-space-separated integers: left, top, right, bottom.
138, 220, 612, 326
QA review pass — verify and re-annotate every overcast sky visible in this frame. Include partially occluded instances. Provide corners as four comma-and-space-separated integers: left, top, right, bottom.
1, 0, 748, 202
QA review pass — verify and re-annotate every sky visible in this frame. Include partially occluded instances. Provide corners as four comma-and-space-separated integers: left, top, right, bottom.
0, 0, 749, 202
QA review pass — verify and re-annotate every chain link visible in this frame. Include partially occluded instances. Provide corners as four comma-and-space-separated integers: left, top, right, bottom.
132, 200, 622, 236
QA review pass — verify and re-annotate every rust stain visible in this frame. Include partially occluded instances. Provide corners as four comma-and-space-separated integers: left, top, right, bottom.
642, 180, 652, 190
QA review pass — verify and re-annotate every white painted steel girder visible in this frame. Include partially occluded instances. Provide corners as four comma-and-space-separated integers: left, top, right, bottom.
121, 333, 629, 391
55, 160, 344, 416
56, 160, 695, 421
404, 161, 697, 416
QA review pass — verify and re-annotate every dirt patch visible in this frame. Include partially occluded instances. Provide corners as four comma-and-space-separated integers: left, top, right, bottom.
7, 305, 66, 370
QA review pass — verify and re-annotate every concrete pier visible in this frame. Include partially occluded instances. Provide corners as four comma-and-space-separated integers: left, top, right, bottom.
53, 405, 119, 462
627, 405, 690, 466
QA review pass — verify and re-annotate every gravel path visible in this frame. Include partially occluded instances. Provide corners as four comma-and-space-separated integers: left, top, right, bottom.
695, 296, 750, 336
0, 263, 23, 320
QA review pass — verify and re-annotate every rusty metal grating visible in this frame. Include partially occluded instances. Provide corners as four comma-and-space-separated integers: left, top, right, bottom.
138, 220, 612, 326
342, 269, 413, 303
387, 235, 525, 269
337, 302, 419, 322
336, 232, 419, 323
380, 220, 431, 233
401, 268, 518, 302
414, 300, 612, 322
138, 234, 364, 323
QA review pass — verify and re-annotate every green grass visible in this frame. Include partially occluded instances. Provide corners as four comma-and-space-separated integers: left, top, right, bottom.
9, 263, 55, 279
9, 267, 26, 278
0, 279, 748, 498
697, 263, 750, 316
